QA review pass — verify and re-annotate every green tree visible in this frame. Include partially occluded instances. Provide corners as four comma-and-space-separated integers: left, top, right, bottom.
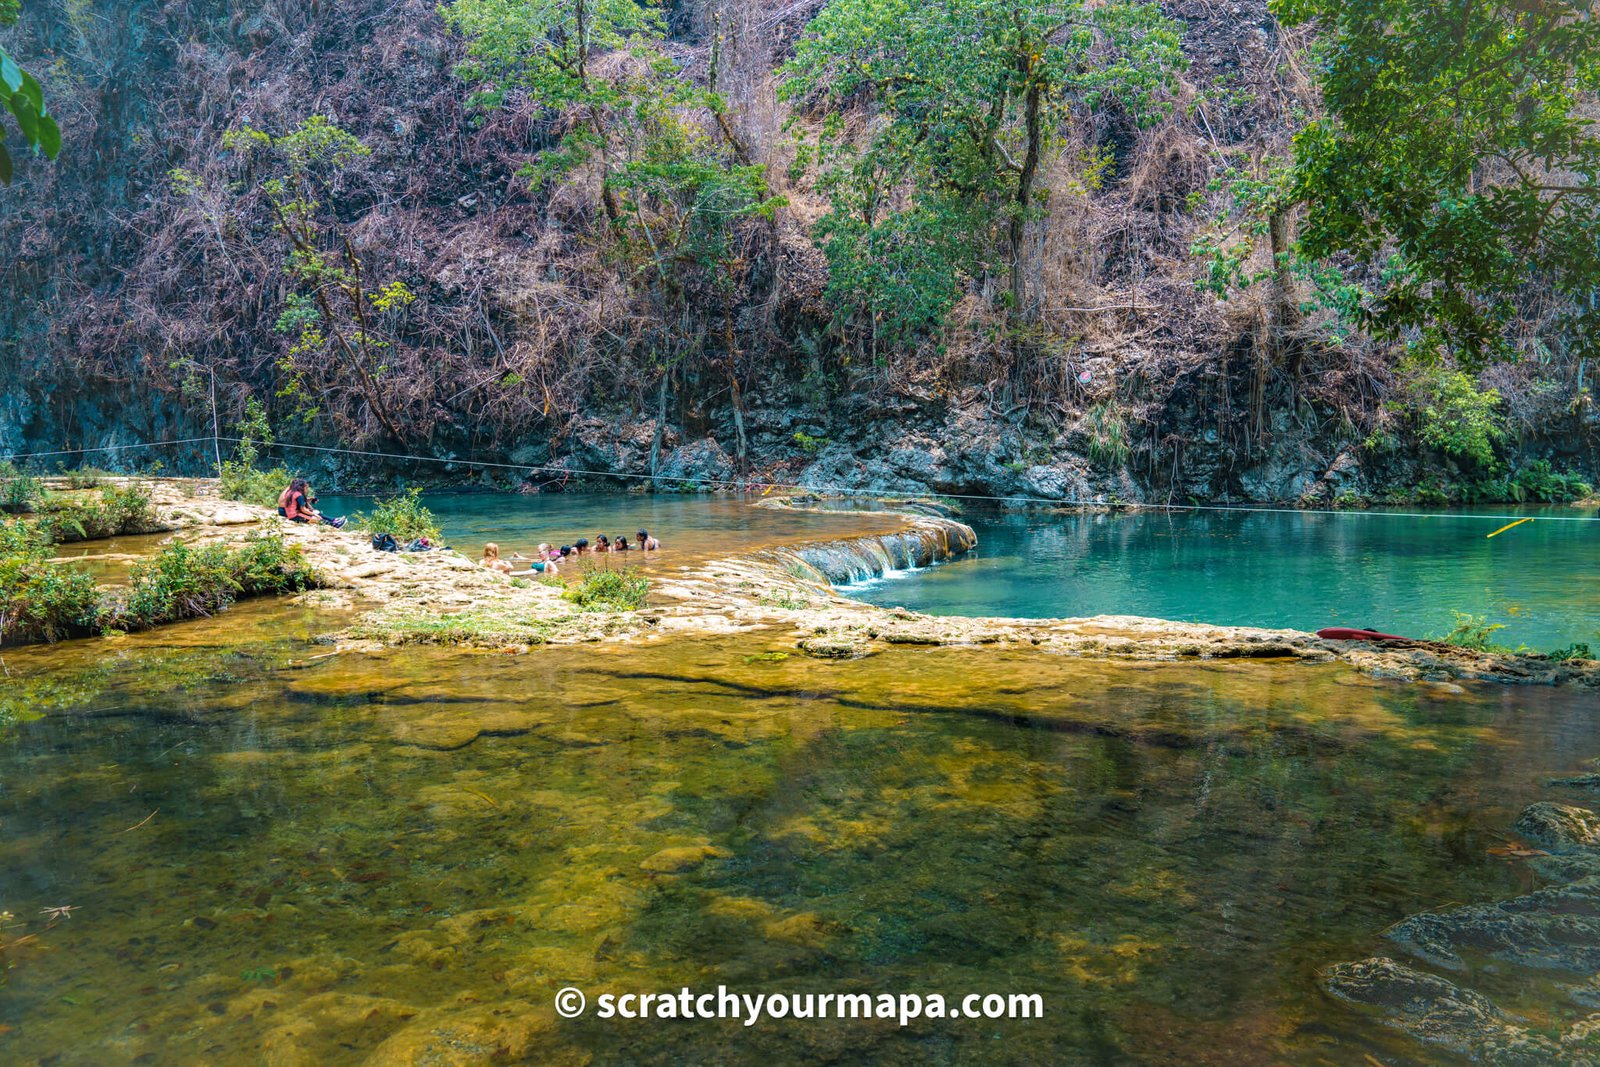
223, 117, 415, 444
612, 137, 783, 475
1273, 0, 1600, 366
781, 0, 1182, 342
442, 0, 667, 223
0, 0, 61, 184
444, 0, 778, 473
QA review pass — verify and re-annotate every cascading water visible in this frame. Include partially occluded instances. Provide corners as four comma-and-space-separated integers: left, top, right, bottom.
766, 516, 977, 587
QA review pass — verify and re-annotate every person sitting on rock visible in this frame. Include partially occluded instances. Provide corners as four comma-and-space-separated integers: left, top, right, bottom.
278, 479, 346, 528
481, 543, 514, 574
637, 529, 660, 551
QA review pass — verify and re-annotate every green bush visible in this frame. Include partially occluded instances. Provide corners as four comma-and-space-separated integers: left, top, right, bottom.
1413, 480, 1450, 507
353, 487, 441, 543
0, 519, 101, 644
2, 523, 323, 644
228, 531, 323, 595
1084, 401, 1131, 468
34, 485, 159, 543
1397, 364, 1504, 467
793, 431, 829, 455
1435, 612, 1508, 652
563, 567, 650, 611
0, 462, 44, 513
1509, 460, 1592, 502
217, 397, 293, 507
111, 542, 241, 628
100, 532, 321, 633
1462, 461, 1594, 504
61, 467, 112, 489
219, 460, 294, 508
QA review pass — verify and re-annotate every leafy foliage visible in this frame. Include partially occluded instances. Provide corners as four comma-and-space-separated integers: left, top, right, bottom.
0, 1, 61, 185
1395, 363, 1505, 467
1272, 0, 1600, 365
1083, 401, 1131, 468
223, 118, 414, 442
61, 467, 111, 489
0, 518, 98, 644
563, 566, 649, 611
0, 460, 43, 512
218, 398, 293, 508
1464, 460, 1593, 504
781, 0, 1183, 339
442, 0, 664, 210
2, 517, 321, 645
101, 533, 321, 633
33, 485, 159, 543
1436, 612, 1508, 653
352, 487, 441, 543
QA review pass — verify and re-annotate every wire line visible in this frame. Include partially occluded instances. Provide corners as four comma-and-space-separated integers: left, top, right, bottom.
4, 434, 1598, 524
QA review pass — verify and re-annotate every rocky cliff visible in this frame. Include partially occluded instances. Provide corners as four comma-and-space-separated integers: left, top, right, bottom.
2, 0, 1595, 502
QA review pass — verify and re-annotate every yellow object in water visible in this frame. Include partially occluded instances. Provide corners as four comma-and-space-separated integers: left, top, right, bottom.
1486, 517, 1534, 539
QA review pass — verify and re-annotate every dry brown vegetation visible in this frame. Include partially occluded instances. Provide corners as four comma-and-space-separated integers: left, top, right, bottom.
1, 0, 1593, 500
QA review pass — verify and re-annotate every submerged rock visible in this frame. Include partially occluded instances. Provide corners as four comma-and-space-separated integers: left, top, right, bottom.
1549, 773, 1600, 793
1514, 803, 1600, 851
1385, 877, 1600, 974
639, 843, 732, 875
1324, 957, 1600, 1063
1334, 801, 1600, 1061
1568, 975, 1600, 1009
798, 632, 870, 659
1322, 957, 1559, 1061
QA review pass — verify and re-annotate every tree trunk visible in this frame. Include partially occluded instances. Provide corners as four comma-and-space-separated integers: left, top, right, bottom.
1008, 74, 1045, 325
574, 0, 620, 224
649, 365, 669, 481
722, 284, 747, 488
1268, 209, 1298, 374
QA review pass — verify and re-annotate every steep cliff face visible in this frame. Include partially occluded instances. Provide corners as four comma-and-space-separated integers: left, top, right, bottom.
2, 0, 1595, 500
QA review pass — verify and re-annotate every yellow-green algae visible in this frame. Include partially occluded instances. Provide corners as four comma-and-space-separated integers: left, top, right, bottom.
0, 623, 1592, 1065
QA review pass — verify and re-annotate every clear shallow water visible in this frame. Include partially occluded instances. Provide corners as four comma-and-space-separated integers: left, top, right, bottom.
852, 506, 1600, 650
315, 491, 906, 568
1, 609, 1594, 1065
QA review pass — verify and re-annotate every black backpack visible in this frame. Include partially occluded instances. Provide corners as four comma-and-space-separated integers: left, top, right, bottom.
371, 532, 399, 552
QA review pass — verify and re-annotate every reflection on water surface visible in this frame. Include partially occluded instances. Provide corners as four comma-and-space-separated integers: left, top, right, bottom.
852, 506, 1600, 649
0, 612, 1589, 1064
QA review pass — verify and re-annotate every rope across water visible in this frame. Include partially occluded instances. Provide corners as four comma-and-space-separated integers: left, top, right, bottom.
3, 435, 1598, 525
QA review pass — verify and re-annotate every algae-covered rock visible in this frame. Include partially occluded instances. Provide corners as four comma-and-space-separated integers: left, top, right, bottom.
1568, 975, 1600, 1009
798, 632, 869, 659
1322, 956, 1560, 1062
1514, 802, 1600, 851
1384, 877, 1600, 973
360, 1002, 572, 1066
639, 843, 731, 874
1549, 773, 1600, 793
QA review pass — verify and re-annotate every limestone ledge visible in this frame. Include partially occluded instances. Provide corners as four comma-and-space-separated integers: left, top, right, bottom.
95, 478, 1600, 687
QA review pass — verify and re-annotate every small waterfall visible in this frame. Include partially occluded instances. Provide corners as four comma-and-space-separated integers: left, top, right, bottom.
769, 517, 977, 587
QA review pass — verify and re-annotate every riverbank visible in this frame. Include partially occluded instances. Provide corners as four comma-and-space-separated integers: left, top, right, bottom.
35, 477, 1598, 689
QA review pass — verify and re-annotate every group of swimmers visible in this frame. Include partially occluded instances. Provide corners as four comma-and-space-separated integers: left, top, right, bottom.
481, 530, 661, 576
271, 477, 667, 578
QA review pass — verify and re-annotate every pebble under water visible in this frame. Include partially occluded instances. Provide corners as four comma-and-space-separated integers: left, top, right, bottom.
1, 599, 1594, 1065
